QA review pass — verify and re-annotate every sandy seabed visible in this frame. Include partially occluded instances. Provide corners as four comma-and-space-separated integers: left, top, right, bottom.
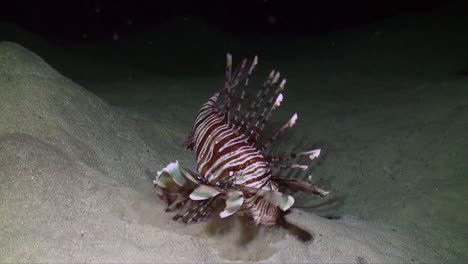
0, 7, 467, 262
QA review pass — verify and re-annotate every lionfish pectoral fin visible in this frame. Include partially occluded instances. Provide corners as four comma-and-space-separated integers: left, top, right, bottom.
173, 198, 216, 224
156, 161, 189, 187
154, 185, 188, 212
178, 165, 203, 184
277, 214, 313, 242
154, 161, 202, 191
189, 185, 221, 200
166, 194, 189, 212
155, 161, 208, 214
273, 177, 330, 197
256, 189, 295, 211
219, 190, 244, 218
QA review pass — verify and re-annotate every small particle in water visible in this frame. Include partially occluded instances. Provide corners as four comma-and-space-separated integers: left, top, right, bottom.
356, 256, 368, 264
267, 15, 277, 25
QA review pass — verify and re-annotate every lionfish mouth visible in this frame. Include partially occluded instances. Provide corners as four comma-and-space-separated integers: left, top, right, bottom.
152, 54, 330, 242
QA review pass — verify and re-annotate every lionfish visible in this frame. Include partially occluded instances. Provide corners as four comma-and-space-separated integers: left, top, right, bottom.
153, 54, 329, 241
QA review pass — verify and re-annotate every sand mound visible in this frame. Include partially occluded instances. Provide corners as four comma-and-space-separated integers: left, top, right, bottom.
0, 42, 426, 262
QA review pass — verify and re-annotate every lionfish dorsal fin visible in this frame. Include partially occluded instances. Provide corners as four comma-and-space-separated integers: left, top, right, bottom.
221, 54, 257, 126
183, 129, 195, 150
246, 78, 287, 144
219, 55, 298, 151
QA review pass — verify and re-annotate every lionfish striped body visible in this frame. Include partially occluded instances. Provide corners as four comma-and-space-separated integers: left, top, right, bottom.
190, 92, 280, 225
154, 54, 329, 241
